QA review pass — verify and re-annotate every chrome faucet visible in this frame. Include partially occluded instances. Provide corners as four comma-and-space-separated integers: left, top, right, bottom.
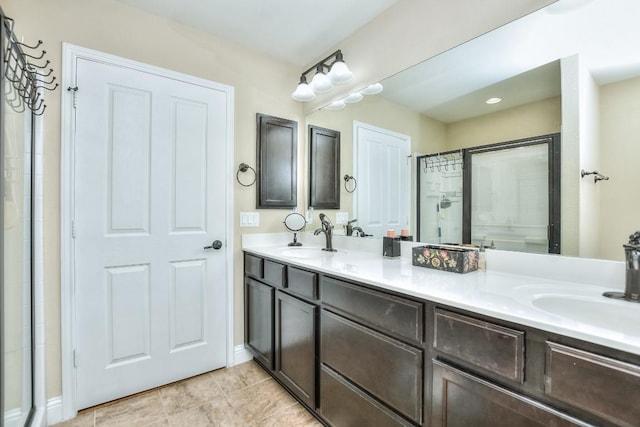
604, 230, 640, 302
314, 213, 337, 252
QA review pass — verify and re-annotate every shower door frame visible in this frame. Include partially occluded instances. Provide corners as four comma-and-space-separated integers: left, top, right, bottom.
462, 133, 562, 254
0, 7, 37, 426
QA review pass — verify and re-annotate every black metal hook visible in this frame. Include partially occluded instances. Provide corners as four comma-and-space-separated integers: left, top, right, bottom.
15, 39, 43, 51
22, 49, 46, 60
33, 103, 47, 116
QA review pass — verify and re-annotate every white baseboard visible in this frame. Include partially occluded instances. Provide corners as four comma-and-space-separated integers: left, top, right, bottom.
46, 396, 63, 426
234, 344, 253, 365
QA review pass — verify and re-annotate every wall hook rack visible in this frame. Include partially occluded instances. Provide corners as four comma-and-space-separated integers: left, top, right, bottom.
236, 162, 256, 187
3, 17, 58, 115
581, 169, 609, 183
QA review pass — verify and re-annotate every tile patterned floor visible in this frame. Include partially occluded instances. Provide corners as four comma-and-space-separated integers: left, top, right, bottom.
54, 361, 323, 427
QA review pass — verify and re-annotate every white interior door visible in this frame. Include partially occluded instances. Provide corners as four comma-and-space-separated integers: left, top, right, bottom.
73, 57, 230, 409
353, 121, 411, 237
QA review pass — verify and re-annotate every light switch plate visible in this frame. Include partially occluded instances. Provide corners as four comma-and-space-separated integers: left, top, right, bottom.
306, 209, 314, 224
240, 212, 260, 227
336, 212, 349, 224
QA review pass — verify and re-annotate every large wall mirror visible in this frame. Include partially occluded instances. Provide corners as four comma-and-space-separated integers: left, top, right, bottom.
305, 0, 640, 261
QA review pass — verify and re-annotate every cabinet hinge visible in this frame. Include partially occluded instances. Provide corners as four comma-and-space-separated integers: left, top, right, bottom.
71, 219, 76, 239
73, 349, 79, 368
544, 374, 552, 391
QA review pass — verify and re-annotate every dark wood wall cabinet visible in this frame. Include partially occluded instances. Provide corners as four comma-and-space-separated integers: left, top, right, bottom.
256, 113, 298, 208
244, 252, 640, 427
308, 125, 340, 209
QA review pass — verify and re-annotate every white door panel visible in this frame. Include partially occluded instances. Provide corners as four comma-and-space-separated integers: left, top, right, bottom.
74, 58, 229, 409
354, 122, 410, 237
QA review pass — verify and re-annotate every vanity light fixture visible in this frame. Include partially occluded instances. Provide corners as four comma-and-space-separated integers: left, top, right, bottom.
360, 82, 384, 95
291, 49, 353, 102
322, 82, 384, 111
486, 97, 502, 104
324, 100, 346, 110
344, 92, 363, 103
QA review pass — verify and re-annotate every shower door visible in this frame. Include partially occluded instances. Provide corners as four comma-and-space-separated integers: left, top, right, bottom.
464, 134, 561, 254
1, 34, 35, 427
417, 134, 560, 254
417, 151, 464, 245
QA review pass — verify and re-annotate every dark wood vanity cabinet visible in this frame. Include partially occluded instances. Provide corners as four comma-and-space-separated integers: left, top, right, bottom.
244, 252, 640, 427
274, 290, 317, 409
245, 277, 274, 369
319, 276, 425, 426
244, 256, 319, 410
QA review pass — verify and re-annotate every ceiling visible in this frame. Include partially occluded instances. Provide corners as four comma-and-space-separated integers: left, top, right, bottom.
114, 0, 399, 66
379, 0, 640, 123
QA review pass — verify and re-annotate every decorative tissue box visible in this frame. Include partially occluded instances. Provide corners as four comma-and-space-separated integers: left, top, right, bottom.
412, 244, 479, 274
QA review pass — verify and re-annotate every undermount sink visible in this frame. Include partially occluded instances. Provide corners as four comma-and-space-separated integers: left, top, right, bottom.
532, 294, 640, 336
275, 246, 344, 259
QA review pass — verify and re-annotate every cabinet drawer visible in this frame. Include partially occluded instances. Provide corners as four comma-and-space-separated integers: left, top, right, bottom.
432, 360, 589, 427
320, 365, 414, 427
287, 267, 318, 300
321, 309, 423, 424
545, 341, 640, 427
321, 276, 424, 343
434, 309, 524, 383
244, 253, 263, 279
263, 259, 286, 288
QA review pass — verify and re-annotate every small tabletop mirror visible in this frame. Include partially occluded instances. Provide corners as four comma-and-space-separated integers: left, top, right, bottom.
284, 212, 306, 246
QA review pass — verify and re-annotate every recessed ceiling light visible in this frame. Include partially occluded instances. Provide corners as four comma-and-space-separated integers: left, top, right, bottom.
486, 97, 502, 104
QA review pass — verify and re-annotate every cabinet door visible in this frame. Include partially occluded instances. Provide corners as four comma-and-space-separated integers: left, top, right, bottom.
245, 278, 274, 369
431, 360, 590, 427
275, 291, 317, 409
256, 113, 297, 208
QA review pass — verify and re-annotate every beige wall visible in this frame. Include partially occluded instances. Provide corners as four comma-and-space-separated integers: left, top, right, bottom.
3, 0, 555, 401
599, 76, 640, 260
444, 97, 561, 150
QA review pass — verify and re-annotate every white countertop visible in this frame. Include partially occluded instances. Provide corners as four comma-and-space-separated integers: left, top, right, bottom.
243, 232, 640, 356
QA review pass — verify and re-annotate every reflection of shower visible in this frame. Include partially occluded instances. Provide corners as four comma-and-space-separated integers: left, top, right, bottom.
440, 194, 459, 209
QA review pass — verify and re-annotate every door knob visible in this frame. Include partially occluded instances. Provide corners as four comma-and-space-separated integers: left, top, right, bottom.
204, 240, 223, 250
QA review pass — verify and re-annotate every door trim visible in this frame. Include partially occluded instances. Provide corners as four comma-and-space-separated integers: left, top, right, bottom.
60, 43, 234, 420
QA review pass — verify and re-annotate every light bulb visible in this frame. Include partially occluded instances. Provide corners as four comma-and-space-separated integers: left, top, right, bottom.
360, 82, 383, 95
344, 92, 363, 103
324, 100, 346, 110
291, 75, 316, 101
328, 61, 353, 85
310, 70, 333, 94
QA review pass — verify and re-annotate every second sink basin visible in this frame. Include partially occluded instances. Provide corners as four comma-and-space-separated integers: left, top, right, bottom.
532, 294, 640, 336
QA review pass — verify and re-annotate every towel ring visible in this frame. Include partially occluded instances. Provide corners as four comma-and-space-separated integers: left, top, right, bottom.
344, 175, 357, 193
236, 163, 256, 187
